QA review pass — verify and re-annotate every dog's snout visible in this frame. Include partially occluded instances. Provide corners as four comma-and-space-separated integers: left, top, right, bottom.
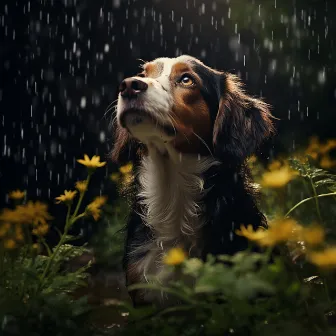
119, 78, 148, 98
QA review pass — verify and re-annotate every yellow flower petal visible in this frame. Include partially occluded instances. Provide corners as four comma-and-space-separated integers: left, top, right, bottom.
0, 223, 10, 238
301, 225, 325, 246
110, 172, 121, 182
122, 173, 134, 187
55, 190, 77, 204
236, 224, 267, 242
75, 180, 88, 193
268, 160, 282, 171
248, 155, 257, 164
77, 154, 106, 169
320, 139, 336, 154
86, 196, 108, 221
236, 218, 302, 247
119, 162, 133, 175
4, 239, 17, 250
32, 224, 49, 236
260, 165, 298, 188
308, 247, 336, 268
8, 190, 26, 200
319, 155, 336, 169
163, 247, 187, 265
0, 202, 52, 226
32, 243, 41, 253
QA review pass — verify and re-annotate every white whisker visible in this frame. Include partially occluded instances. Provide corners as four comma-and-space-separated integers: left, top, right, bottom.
192, 131, 214, 158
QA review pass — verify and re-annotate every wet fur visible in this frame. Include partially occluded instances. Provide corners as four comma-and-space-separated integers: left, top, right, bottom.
111, 55, 275, 306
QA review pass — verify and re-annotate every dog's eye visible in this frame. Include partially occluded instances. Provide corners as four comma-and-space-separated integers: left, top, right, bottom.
137, 73, 146, 78
179, 74, 195, 87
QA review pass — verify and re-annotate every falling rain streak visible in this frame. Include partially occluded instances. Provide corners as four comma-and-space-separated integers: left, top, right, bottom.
1, 0, 335, 207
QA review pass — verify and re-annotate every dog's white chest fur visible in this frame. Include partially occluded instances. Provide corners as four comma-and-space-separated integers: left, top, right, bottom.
132, 148, 218, 288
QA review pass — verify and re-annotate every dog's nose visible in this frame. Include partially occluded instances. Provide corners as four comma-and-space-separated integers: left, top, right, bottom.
119, 78, 148, 98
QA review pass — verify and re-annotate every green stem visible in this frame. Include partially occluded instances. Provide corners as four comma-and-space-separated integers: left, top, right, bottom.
309, 177, 323, 222
72, 174, 92, 219
0, 245, 4, 286
285, 192, 336, 218
71, 213, 85, 225
39, 204, 72, 286
39, 173, 92, 288
322, 275, 331, 303
154, 304, 194, 318
39, 237, 52, 257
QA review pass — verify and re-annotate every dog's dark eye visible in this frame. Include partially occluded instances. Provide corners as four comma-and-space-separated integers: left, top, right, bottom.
137, 73, 146, 78
179, 74, 195, 87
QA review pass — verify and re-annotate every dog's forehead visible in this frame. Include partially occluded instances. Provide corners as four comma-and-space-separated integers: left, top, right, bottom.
144, 55, 204, 78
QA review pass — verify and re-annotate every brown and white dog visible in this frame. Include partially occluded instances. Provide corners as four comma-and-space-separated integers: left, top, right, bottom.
111, 55, 274, 307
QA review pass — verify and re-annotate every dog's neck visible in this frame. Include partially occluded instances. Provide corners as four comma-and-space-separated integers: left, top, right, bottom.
137, 143, 219, 251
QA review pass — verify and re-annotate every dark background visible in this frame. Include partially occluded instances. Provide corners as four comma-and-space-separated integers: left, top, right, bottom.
1, 0, 335, 227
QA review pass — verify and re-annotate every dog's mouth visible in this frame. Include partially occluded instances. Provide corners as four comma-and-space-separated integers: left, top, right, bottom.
119, 109, 176, 137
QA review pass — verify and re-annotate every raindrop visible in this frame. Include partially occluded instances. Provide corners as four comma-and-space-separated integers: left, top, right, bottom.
113, 0, 121, 8
317, 69, 326, 84
99, 132, 106, 143
80, 97, 87, 109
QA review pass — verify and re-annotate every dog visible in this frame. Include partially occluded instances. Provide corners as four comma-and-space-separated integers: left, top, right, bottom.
111, 55, 275, 307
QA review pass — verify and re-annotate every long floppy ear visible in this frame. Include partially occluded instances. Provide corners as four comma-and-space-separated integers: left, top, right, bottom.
213, 73, 275, 163
110, 122, 143, 163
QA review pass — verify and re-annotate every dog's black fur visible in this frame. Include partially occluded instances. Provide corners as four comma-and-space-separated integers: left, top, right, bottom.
111, 56, 275, 306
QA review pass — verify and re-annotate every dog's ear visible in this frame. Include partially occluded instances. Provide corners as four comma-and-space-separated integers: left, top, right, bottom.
111, 124, 131, 163
213, 73, 275, 163
111, 121, 144, 163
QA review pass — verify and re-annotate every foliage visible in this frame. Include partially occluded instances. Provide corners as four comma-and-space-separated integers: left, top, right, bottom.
1, 139, 336, 335
105, 138, 336, 336
226, 0, 335, 85
0, 155, 109, 336
90, 197, 129, 271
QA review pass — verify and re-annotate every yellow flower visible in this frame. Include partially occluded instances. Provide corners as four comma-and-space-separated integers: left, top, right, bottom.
237, 218, 301, 247
308, 247, 336, 268
93, 195, 108, 207
4, 239, 17, 250
32, 243, 41, 253
86, 203, 101, 221
0, 223, 10, 238
260, 218, 301, 246
301, 225, 325, 246
77, 154, 106, 169
87, 205, 100, 221
305, 136, 320, 160
0, 208, 25, 224
1, 202, 52, 226
260, 165, 297, 188
55, 190, 77, 204
32, 224, 49, 236
20, 201, 52, 226
268, 160, 282, 171
320, 139, 336, 154
8, 190, 26, 200
163, 247, 187, 265
86, 196, 108, 221
75, 180, 88, 193
15, 226, 24, 241
319, 155, 336, 169
110, 172, 121, 182
119, 162, 133, 174
122, 173, 134, 187
236, 224, 267, 242
248, 155, 257, 164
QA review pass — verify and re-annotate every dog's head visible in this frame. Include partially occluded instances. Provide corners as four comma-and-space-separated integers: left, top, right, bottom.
111, 55, 274, 164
